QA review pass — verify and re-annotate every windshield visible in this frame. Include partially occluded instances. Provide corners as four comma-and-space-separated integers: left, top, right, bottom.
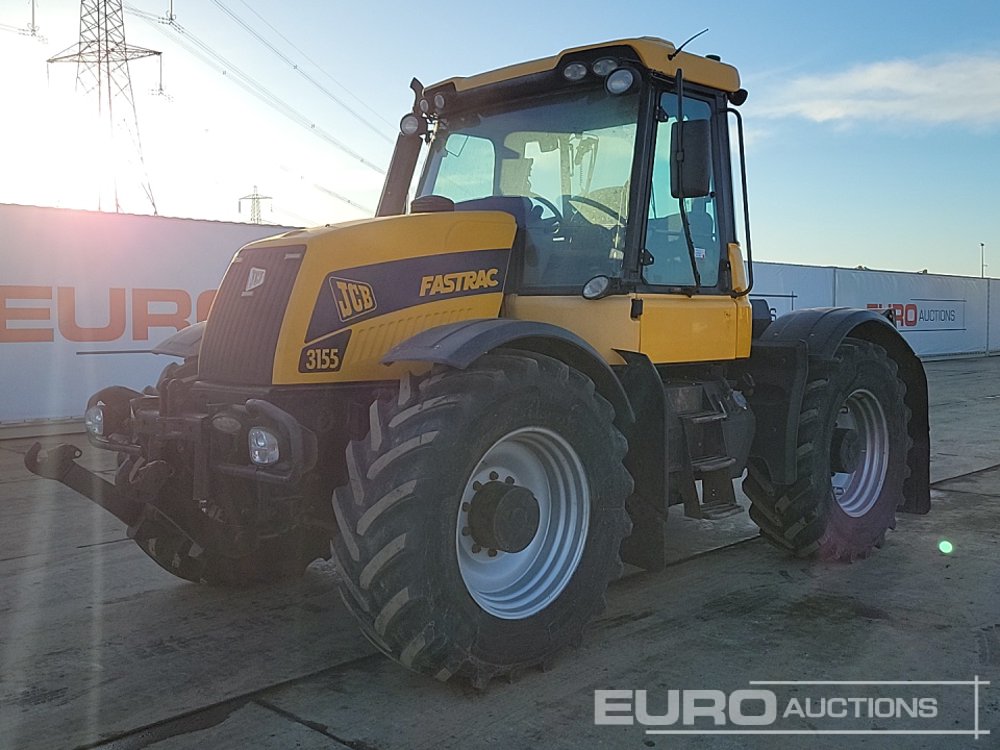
417, 85, 640, 289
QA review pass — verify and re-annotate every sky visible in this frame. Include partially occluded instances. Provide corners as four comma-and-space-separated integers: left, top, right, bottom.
1, 0, 999, 276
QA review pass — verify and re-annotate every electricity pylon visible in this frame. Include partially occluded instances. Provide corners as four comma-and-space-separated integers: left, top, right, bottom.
239, 186, 272, 224
48, 0, 160, 214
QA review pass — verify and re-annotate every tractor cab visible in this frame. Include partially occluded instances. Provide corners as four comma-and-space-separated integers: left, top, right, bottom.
379, 37, 755, 365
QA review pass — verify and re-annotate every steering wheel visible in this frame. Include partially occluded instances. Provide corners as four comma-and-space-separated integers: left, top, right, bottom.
528, 194, 564, 221
565, 194, 626, 226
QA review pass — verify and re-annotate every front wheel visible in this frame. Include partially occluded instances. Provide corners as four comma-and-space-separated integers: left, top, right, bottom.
744, 338, 910, 561
330, 350, 632, 687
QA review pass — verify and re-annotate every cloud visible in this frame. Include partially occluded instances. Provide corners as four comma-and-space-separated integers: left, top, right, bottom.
753, 53, 1000, 128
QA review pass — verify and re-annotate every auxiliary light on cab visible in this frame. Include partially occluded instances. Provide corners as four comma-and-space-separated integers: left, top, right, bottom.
605, 66, 637, 95
400, 113, 422, 136
562, 62, 588, 81
591, 57, 618, 77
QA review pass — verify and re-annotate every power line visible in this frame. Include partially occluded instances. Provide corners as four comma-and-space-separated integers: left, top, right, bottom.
234, 0, 393, 129
124, 4, 387, 177
208, 0, 392, 142
276, 164, 374, 216
0, 0, 45, 40
312, 183, 373, 215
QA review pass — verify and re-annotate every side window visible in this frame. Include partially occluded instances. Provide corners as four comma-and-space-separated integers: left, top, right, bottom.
431, 134, 496, 203
645, 94, 722, 288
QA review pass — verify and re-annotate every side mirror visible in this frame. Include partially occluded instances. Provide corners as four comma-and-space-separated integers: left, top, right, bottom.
670, 120, 711, 199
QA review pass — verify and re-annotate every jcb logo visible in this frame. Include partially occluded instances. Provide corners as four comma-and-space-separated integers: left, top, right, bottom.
329, 276, 377, 322
244, 267, 266, 295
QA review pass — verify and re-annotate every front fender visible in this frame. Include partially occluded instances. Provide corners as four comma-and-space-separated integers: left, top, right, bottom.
383, 318, 635, 427
152, 321, 205, 359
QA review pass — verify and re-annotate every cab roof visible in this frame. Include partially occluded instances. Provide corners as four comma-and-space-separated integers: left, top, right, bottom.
431, 37, 741, 94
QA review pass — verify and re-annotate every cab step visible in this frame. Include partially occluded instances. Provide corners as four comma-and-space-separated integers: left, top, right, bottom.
690, 454, 736, 474
682, 409, 727, 425
697, 496, 744, 520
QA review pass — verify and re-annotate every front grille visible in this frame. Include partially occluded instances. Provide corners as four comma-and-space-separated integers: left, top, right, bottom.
199, 245, 305, 385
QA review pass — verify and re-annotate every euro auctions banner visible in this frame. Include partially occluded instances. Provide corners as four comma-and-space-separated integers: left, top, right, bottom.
833, 269, 988, 358
1, 205, 996, 424
753, 262, 991, 358
0, 204, 289, 423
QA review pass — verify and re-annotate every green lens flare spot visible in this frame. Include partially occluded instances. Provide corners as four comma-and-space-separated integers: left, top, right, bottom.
938, 539, 954, 555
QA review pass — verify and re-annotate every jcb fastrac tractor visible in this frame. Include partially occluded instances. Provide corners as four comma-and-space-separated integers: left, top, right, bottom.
28, 37, 930, 688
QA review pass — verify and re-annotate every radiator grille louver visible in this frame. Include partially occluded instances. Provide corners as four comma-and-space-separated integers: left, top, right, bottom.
199, 245, 305, 385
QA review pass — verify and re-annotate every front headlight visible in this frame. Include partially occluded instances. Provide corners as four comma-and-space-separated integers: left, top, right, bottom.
84, 405, 105, 437
248, 427, 280, 466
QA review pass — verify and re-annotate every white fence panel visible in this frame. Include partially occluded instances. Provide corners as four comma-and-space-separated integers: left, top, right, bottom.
833, 269, 988, 358
751, 261, 835, 318
990, 280, 1000, 354
0, 204, 288, 423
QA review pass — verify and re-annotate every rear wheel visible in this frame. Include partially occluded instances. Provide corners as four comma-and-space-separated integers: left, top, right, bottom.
744, 338, 909, 561
330, 350, 632, 687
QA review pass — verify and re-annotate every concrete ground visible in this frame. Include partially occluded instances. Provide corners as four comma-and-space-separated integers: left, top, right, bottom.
0, 357, 997, 749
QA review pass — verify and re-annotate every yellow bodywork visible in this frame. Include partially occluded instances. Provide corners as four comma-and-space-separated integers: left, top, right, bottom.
217, 36, 753, 384
236, 211, 751, 385
433, 37, 741, 95
241, 212, 517, 384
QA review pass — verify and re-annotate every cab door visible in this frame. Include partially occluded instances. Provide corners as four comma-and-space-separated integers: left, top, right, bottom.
637, 88, 743, 364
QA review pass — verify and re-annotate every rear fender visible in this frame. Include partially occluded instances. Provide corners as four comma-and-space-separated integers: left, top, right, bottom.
745, 307, 929, 513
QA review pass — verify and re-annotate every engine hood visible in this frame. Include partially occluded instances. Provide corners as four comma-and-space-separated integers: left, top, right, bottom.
199, 211, 517, 386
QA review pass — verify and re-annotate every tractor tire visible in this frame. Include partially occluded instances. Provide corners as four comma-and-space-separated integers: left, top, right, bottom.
330, 349, 633, 688
743, 338, 910, 561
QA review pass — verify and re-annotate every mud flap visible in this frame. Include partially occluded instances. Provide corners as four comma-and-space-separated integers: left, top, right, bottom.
615, 351, 667, 572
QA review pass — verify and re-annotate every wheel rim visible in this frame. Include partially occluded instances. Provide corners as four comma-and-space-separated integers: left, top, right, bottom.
830, 388, 890, 517
455, 427, 590, 620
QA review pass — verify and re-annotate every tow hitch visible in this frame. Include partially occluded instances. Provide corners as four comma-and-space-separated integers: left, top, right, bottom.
24, 442, 256, 559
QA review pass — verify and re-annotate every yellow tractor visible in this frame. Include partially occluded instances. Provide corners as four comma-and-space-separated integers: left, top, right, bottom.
27, 37, 929, 688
